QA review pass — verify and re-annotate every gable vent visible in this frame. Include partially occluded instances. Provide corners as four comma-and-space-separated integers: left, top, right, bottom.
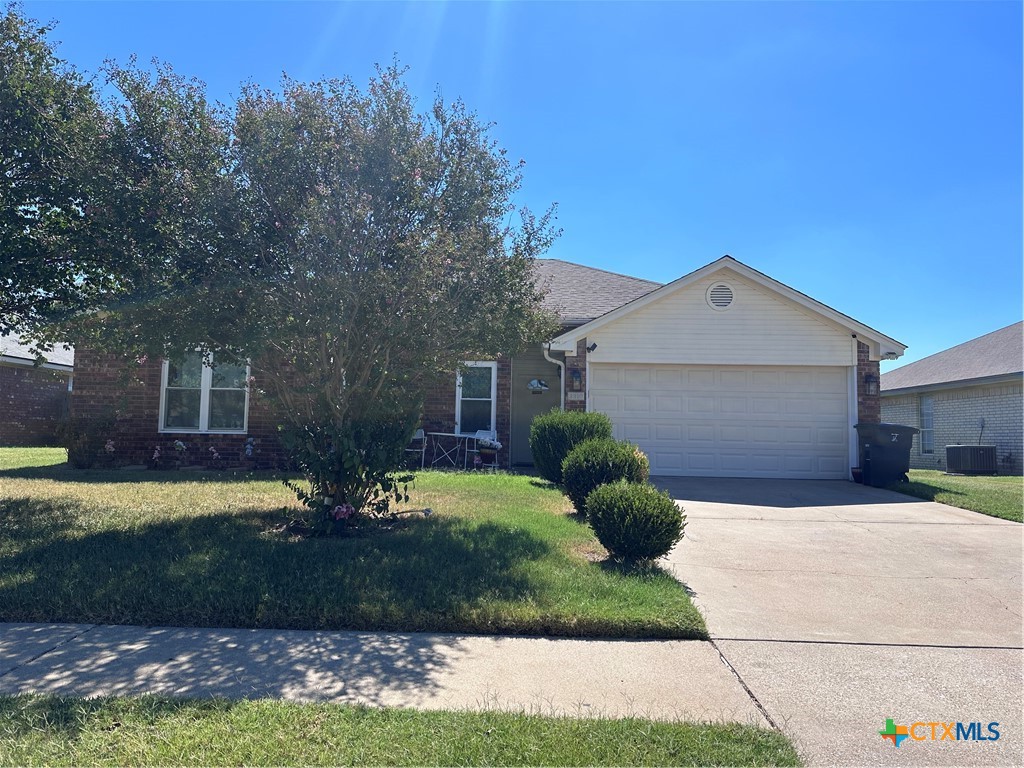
706, 282, 734, 310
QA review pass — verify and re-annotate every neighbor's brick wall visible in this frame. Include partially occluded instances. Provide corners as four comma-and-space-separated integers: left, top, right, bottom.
856, 341, 881, 424
564, 339, 588, 412
71, 348, 286, 468
881, 380, 1023, 475
0, 364, 70, 446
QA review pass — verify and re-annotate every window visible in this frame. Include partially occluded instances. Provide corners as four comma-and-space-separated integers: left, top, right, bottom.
160, 353, 249, 433
919, 395, 934, 454
456, 361, 497, 434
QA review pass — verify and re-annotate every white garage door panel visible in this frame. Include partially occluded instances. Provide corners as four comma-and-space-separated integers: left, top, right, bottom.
591, 364, 850, 479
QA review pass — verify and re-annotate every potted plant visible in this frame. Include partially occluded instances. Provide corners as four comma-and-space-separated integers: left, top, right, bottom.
171, 439, 188, 469
476, 436, 502, 467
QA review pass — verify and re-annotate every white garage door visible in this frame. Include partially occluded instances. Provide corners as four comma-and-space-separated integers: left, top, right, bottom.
589, 364, 850, 479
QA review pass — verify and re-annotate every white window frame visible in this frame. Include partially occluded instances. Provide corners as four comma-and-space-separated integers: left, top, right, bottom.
455, 361, 497, 435
919, 394, 934, 454
159, 356, 250, 434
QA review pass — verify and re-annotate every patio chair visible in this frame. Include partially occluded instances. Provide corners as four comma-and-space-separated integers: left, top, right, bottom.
405, 428, 427, 469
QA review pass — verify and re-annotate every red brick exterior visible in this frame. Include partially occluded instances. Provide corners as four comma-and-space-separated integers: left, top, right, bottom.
421, 357, 512, 467
70, 348, 286, 468
564, 339, 588, 412
0, 364, 70, 446
71, 348, 515, 469
856, 341, 881, 424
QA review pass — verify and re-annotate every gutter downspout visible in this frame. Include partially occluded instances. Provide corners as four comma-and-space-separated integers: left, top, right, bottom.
543, 343, 566, 411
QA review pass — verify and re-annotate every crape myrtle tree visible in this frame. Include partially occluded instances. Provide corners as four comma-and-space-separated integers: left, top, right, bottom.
3, 6, 557, 531
227, 71, 558, 530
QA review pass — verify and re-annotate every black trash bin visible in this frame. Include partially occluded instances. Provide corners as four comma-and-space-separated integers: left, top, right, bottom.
855, 423, 919, 487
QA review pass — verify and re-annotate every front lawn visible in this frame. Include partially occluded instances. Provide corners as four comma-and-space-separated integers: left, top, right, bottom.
0, 695, 799, 767
0, 448, 705, 638
889, 469, 1023, 523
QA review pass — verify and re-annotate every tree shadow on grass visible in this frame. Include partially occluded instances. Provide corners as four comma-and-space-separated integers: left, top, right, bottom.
0, 693, 228, 742
0, 497, 551, 634
0, 464, 295, 484
597, 558, 674, 580
3, 696, 209, 746
0, 496, 554, 706
527, 478, 560, 492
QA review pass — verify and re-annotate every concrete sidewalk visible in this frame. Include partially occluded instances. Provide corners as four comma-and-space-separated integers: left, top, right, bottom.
0, 622, 765, 725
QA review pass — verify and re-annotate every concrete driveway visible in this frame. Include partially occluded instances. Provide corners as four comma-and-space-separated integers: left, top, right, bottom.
658, 477, 1023, 767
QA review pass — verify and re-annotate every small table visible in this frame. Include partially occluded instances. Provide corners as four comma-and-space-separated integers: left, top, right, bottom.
427, 432, 474, 468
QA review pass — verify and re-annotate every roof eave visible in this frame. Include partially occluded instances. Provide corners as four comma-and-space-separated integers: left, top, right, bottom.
881, 372, 1024, 396
0, 355, 74, 373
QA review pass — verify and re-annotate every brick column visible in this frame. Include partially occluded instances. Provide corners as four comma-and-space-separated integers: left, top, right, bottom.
856, 341, 881, 424
564, 339, 588, 412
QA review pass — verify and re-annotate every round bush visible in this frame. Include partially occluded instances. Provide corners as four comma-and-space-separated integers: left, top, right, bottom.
529, 409, 613, 484
562, 438, 650, 515
586, 481, 686, 561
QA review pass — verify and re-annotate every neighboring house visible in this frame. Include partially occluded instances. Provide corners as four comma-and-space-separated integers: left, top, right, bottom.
71, 255, 906, 478
880, 322, 1023, 475
0, 333, 74, 446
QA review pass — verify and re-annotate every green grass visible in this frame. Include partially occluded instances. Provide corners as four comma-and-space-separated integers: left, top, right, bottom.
0, 446, 65, 471
0, 695, 799, 767
889, 469, 1023, 523
0, 448, 705, 638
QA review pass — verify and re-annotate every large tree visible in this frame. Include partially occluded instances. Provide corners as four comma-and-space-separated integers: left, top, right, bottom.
3, 8, 557, 526
1, 4, 237, 345
0, 5, 105, 333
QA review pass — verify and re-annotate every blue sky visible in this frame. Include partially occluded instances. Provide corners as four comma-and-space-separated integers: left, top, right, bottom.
28, 1, 1023, 370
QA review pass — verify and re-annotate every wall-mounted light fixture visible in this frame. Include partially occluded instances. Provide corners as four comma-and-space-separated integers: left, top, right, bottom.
586, 342, 598, 353
570, 369, 583, 391
863, 373, 879, 396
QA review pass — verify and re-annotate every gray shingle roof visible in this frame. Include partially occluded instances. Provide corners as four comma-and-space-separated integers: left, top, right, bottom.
535, 259, 661, 324
880, 321, 1022, 392
0, 332, 75, 369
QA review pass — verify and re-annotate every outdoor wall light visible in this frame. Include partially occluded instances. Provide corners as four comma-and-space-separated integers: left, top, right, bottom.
570, 369, 583, 391
863, 373, 879, 396
586, 342, 598, 353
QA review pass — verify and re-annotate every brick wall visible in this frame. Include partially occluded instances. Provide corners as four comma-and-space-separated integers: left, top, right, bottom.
881, 380, 1023, 475
421, 358, 512, 467
856, 341, 881, 424
71, 348, 286, 468
0, 364, 70, 446
72, 347, 519, 470
564, 339, 588, 412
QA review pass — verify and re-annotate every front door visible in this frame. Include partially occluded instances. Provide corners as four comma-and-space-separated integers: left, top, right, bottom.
511, 346, 562, 465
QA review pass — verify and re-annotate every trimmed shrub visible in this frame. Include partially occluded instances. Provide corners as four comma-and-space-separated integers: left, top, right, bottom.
529, 409, 613, 484
562, 438, 650, 515
586, 481, 685, 561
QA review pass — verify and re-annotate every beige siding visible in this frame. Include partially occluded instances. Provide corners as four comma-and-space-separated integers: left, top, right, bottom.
586, 270, 855, 366
881, 381, 1023, 475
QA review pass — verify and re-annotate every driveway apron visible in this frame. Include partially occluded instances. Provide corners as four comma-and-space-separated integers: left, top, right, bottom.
658, 477, 1023, 767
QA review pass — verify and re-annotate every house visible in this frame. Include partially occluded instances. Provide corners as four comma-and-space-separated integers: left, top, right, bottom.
880, 321, 1023, 475
0, 333, 74, 446
70, 255, 906, 478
